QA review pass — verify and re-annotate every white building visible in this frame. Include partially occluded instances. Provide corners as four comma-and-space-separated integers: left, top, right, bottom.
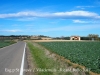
70, 36, 81, 40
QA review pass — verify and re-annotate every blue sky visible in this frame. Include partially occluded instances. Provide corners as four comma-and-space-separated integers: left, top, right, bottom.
0, 0, 100, 37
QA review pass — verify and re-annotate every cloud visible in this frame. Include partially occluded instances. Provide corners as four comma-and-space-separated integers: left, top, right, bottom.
73, 20, 88, 23
0, 29, 22, 32
0, 10, 100, 19
73, 19, 100, 23
76, 6, 95, 9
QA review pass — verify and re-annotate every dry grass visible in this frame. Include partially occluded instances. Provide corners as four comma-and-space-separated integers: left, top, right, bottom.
32, 40, 87, 42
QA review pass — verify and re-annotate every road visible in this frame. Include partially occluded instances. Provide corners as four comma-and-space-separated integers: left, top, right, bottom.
0, 41, 27, 75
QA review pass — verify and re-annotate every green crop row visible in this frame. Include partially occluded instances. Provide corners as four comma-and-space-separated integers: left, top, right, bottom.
38, 41, 100, 74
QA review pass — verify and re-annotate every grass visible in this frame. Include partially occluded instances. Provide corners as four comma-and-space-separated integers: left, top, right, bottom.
27, 42, 73, 75
0, 40, 16, 48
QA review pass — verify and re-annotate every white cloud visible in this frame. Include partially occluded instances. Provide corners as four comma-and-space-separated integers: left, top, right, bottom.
76, 6, 95, 9
0, 10, 100, 19
73, 19, 100, 23
73, 20, 87, 23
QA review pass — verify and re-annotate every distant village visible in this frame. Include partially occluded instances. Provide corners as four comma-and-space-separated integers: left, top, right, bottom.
0, 34, 100, 41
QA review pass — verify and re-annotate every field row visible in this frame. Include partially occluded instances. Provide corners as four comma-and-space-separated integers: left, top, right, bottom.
38, 41, 100, 74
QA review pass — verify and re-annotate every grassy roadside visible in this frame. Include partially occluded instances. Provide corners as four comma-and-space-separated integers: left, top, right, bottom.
27, 42, 73, 75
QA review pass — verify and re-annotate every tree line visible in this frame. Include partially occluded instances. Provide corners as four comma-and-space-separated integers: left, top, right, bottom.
0, 34, 100, 41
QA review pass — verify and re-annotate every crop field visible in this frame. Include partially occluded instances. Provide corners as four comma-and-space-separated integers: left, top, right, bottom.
0, 40, 16, 48
38, 41, 100, 74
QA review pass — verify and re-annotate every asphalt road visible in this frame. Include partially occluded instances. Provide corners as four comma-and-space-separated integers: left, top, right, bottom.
0, 41, 27, 75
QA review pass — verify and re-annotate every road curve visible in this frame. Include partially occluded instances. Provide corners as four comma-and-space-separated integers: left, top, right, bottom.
0, 41, 26, 75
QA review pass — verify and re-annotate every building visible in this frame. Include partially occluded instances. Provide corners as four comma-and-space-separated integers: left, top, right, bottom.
70, 36, 81, 40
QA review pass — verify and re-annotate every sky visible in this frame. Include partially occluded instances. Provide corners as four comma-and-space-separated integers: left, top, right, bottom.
0, 0, 100, 37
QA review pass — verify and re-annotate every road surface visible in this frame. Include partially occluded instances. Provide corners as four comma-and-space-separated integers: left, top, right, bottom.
0, 41, 27, 75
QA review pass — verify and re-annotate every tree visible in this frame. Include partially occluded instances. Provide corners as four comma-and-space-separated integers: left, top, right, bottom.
88, 34, 99, 41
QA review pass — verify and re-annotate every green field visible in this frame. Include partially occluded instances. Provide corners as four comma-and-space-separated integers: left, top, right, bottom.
27, 42, 74, 75
0, 40, 16, 48
38, 41, 100, 74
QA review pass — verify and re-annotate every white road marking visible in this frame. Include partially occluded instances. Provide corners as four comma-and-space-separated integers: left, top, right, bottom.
19, 42, 26, 75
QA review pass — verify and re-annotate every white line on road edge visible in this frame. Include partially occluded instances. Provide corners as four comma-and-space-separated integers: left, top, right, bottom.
20, 42, 26, 75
